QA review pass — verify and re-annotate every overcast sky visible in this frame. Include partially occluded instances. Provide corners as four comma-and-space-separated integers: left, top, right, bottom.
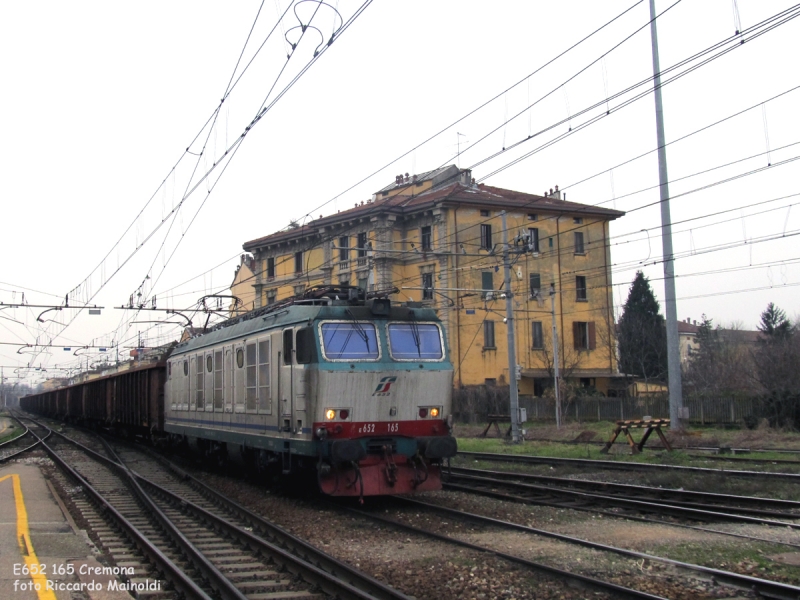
1, 0, 798, 383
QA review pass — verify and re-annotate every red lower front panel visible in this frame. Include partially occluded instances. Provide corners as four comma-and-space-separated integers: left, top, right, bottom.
315, 419, 447, 439
318, 454, 442, 497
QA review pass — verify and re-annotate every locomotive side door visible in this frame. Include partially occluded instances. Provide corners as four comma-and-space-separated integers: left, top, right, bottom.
279, 328, 293, 434
224, 344, 233, 414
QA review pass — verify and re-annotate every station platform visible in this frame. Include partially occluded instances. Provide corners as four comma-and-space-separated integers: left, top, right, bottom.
0, 461, 131, 600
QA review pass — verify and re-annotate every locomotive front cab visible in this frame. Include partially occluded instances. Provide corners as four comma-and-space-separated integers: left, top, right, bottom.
312, 301, 457, 497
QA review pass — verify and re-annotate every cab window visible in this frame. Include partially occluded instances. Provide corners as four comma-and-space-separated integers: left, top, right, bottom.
387, 323, 443, 360
320, 322, 379, 360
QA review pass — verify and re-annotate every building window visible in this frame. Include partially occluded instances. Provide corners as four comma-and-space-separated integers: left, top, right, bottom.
294, 284, 305, 296
422, 272, 434, 300
527, 213, 538, 221
529, 273, 541, 298
528, 228, 540, 253
576, 276, 587, 301
266, 289, 277, 305
421, 226, 432, 251
266, 257, 275, 280
339, 274, 350, 286
358, 276, 369, 293
338, 236, 349, 261
480, 224, 492, 250
480, 209, 490, 217
574, 217, 583, 224
294, 251, 303, 273
532, 321, 543, 349
548, 237, 553, 248
481, 271, 494, 298
483, 320, 495, 348
573, 321, 596, 350
357, 232, 367, 257
574, 231, 585, 254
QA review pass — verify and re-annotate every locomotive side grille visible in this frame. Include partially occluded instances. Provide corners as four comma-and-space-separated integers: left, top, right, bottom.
366, 437, 396, 454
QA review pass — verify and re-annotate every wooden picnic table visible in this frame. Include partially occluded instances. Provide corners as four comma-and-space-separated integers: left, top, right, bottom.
600, 418, 672, 454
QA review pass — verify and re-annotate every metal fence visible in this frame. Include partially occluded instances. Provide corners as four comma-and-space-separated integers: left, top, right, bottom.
522, 396, 789, 425
453, 387, 790, 426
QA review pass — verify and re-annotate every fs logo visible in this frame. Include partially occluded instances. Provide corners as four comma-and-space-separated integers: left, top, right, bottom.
372, 376, 397, 396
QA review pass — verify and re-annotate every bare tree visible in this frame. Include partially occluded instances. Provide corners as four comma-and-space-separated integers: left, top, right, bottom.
683, 316, 757, 396
533, 327, 587, 421
752, 304, 800, 396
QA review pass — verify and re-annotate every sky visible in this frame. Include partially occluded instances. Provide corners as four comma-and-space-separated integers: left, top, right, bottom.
1, 0, 798, 385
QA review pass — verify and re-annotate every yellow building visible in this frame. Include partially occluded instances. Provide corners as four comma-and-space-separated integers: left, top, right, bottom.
229, 253, 258, 316
241, 166, 625, 395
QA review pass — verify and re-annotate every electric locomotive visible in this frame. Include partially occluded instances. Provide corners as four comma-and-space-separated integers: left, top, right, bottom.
163, 287, 457, 497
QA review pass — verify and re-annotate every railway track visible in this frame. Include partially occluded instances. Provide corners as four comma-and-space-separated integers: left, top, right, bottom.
456, 450, 800, 480
0, 416, 44, 461
327, 499, 667, 600
528, 437, 800, 456
446, 465, 800, 525
368, 496, 800, 600
22, 416, 412, 600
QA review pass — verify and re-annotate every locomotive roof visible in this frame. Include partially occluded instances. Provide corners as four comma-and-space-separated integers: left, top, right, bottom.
171, 303, 441, 356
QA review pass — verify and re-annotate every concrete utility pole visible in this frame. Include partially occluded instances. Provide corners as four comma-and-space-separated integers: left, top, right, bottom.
550, 284, 561, 428
649, 0, 684, 429
501, 211, 522, 443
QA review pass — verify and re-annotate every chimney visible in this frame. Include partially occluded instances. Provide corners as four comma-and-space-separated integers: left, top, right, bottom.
545, 186, 563, 200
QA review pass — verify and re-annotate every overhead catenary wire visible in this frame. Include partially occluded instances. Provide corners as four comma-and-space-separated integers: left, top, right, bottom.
12, 4, 800, 378
16, 2, 375, 371
90, 81, 800, 320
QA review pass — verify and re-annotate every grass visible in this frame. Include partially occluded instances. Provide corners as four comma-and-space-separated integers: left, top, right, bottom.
453, 421, 800, 498
456, 419, 800, 458
651, 540, 800, 583
0, 423, 23, 445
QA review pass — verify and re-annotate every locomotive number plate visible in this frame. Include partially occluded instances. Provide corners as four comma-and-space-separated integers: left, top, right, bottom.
357, 422, 400, 434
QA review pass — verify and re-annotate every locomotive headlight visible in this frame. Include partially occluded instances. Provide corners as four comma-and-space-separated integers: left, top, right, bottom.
430, 407, 440, 417
325, 409, 336, 420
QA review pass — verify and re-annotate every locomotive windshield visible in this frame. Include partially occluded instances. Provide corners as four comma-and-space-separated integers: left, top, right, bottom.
320, 322, 379, 360
387, 323, 443, 360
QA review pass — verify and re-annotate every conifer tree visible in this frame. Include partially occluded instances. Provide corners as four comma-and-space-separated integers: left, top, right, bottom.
618, 271, 667, 382
757, 302, 793, 340
753, 302, 799, 397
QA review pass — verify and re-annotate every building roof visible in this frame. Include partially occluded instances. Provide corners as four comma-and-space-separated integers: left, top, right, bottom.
243, 169, 625, 252
678, 320, 701, 335
677, 318, 762, 344
373, 165, 459, 194
719, 328, 762, 344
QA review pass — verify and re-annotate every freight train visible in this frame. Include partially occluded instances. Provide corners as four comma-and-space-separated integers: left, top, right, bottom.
21, 286, 458, 497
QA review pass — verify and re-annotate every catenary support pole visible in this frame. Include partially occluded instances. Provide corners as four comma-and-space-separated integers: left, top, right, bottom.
649, 0, 684, 429
550, 285, 561, 428
501, 211, 521, 443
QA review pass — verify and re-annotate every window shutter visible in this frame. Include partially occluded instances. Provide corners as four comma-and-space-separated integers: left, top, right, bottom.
481, 271, 494, 297
573, 322, 580, 350
529, 273, 541, 296
588, 322, 596, 350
